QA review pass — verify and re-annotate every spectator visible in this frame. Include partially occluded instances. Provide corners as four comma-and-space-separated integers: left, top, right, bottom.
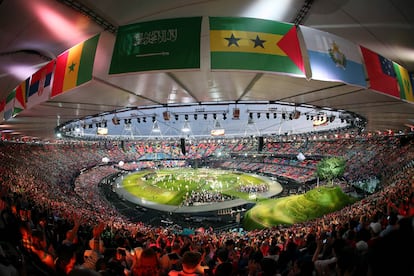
0, 245, 18, 276
212, 248, 231, 275
169, 251, 204, 276
131, 247, 160, 276
55, 245, 77, 276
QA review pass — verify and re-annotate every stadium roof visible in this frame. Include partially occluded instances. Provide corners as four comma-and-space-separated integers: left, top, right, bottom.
1, 0, 414, 141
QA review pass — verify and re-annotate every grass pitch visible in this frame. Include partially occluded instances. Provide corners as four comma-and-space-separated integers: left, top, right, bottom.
121, 168, 274, 205
121, 168, 356, 229
243, 186, 356, 230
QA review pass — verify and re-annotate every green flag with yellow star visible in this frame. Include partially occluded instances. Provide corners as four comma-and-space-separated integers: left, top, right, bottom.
209, 17, 305, 76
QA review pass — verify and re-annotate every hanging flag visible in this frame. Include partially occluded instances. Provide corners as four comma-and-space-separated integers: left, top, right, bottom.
410, 72, 414, 92
109, 17, 202, 74
4, 90, 15, 121
209, 17, 305, 76
394, 62, 414, 102
28, 60, 55, 109
0, 99, 5, 122
13, 78, 30, 116
51, 34, 100, 98
300, 26, 366, 87
360, 46, 399, 98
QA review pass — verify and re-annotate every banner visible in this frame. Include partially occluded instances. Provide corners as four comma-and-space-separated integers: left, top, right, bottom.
28, 60, 55, 108
0, 99, 5, 122
51, 34, 100, 97
13, 78, 30, 116
300, 26, 366, 87
209, 17, 305, 76
4, 90, 15, 121
360, 46, 399, 98
394, 62, 414, 102
410, 72, 414, 93
109, 17, 202, 74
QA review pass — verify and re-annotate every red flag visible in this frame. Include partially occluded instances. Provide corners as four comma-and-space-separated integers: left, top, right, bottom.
0, 99, 5, 112
0, 99, 5, 122
360, 46, 399, 98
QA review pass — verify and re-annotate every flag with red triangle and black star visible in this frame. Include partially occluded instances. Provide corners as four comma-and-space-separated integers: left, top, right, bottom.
209, 17, 305, 76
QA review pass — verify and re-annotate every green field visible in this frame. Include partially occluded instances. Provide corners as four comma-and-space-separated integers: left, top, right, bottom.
121, 168, 356, 229
121, 168, 274, 205
243, 186, 357, 230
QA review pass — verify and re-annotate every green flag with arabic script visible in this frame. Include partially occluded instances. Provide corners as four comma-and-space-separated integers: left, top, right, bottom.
109, 17, 202, 74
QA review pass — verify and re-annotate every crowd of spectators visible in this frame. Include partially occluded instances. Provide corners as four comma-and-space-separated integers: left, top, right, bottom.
238, 184, 269, 194
0, 134, 413, 275
182, 191, 233, 207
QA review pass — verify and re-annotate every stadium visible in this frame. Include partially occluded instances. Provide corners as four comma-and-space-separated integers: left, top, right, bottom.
0, 1, 413, 276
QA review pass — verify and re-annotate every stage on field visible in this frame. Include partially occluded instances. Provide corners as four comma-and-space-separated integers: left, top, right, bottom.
113, 168, 283, 214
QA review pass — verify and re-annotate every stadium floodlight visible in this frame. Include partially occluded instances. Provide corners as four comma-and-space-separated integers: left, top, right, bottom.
182, 121, 191, 132
211, 119, 225, 136
152, 121, 161, 132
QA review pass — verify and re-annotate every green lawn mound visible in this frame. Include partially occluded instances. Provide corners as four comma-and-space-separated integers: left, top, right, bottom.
243, 186, 356, 230
121, 168, 275, 205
